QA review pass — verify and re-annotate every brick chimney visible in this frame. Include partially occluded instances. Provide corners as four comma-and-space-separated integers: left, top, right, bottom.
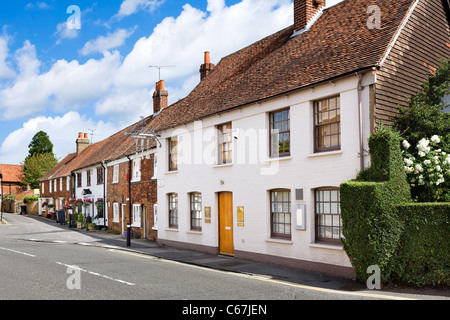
294, 0, 325, 32
153, 80, 168, 114
199, 51, 215, 81
76, 132, 89, 155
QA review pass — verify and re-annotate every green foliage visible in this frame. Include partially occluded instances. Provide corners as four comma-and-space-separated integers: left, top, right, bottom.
393, 59, 450, 202
341, 126, 450, 287
22, 152, 58, 189
394, 203, 450, 286
341, 127, 410, 282
394, 58, 450, 155
77, 212, 84, 223
23, 196, 39, 203
27, 131, 55, 158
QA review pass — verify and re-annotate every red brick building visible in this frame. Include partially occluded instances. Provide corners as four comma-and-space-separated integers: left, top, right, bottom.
0, 164, 26, 198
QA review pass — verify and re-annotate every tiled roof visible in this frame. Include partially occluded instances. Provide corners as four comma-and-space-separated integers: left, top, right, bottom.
0, 164, 24, 182
41, 115, 157, 180
40, 153, 76, 181
150, 0, 415, 132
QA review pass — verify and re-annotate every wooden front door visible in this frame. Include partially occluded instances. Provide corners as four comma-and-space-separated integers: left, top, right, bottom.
219, 192, 234, 256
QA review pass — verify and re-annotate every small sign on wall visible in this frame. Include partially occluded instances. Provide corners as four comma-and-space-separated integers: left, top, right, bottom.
204, 206, 211, 223
295, 204, 306, 230
237, 206, 244, 227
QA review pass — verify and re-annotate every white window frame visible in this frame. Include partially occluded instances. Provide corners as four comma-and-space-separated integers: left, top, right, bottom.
67, 176, 70, 192
113, 165, 119, 183
152, 204, 158, 230
60, 178, 63, 192
132, 158, 141, 182
50, 180, 53, 193
42, 182, 45, 194
132, 204, 141, 227
151, 154, 157, 179
113, 203, 119, 223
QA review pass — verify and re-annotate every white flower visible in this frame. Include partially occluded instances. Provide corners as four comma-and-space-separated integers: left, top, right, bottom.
436, 165, 442, 172
431, 135, 440, 143
404, 158, 414, 166
424, 159, 431, 165
402, 140, 411, 149
415, 164, 423, 173
418, 151, 426, 157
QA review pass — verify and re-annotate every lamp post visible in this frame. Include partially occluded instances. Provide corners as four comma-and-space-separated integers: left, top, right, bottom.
0, 173, 3, 223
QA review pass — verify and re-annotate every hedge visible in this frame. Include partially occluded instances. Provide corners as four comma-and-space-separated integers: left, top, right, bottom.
394, 203, 450, 286
340, 127, 410, 283
341, 127, 449, 286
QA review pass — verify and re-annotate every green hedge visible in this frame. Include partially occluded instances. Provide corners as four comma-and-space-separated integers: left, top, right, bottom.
341, 127, 449, 286
394, 203, 450, 286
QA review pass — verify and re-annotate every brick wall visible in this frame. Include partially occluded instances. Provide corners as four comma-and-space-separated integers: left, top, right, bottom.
107, 153, 158, 240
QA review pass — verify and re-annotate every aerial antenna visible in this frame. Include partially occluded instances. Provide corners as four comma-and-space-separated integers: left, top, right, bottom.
87, 129, 101, 144
124, 116, 162, 151
149, 65, 176, 81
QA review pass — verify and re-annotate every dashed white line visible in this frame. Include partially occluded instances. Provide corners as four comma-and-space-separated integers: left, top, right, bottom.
55, 262, 135, 286
0, 246, 36, 258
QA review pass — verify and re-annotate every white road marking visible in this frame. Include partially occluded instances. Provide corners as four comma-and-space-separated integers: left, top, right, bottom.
55, 262, 135, 286
0, 246, 36, 258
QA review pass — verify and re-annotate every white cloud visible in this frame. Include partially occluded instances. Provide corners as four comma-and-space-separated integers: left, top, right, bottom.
26, 2, 51, 10
114, 0, 165, 20
0, 51, 122, 119
54, 21, 79, 45
79, 27, 137, 56
115, 0, 293, 91
0, 112, 120, 164
0, 32, 16, 79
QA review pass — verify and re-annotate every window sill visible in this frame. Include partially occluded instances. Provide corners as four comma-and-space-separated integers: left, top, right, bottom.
307, 150, 342, 158
165, 228, 179, 232
165, 170, 178, 175
309, 243, 344, 251
213, 163, 233, 168
265, 238, 293, 245
187, 230, 203, 235
263, 156, 292, 163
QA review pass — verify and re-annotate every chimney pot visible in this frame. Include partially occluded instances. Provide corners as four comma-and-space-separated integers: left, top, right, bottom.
153, 79, 168, 114
200, 51, 215, 81
78, 132, 82, 139
84, 133, 88, 139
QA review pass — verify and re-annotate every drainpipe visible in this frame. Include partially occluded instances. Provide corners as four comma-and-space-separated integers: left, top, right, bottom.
101, 161, 107, 228
126, 155, 132, 247
357, 72, 365, 172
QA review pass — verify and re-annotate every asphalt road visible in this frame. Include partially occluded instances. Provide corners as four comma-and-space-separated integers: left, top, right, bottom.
0, 213, 448, 305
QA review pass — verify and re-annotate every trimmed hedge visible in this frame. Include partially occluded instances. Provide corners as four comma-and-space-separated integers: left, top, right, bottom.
341, 127, 449, 286
341, 128, 410, 283
394, 203, 450, 286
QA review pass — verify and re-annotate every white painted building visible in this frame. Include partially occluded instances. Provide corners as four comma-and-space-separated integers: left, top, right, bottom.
155, 73, 373, 278
149, 0, 450, 278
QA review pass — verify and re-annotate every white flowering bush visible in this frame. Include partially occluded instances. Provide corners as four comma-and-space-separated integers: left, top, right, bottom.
402, 135, 450, 202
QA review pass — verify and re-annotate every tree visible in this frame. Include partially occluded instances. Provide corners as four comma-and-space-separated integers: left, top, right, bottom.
394, 58, 450, 202
394, 58, 450, 153
22, 131, 58, 189
22, 153, 58, 189
27, 131, 54, 158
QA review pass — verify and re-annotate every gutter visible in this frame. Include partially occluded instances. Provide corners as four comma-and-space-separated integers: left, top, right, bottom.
357, 72, 365, 173
101, 161, 107, 228
126, 155, 132, 247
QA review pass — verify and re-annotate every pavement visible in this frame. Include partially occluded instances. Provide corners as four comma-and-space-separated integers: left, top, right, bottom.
1, 212, 449, 300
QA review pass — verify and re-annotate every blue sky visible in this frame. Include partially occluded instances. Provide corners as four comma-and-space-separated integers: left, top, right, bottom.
0, 0, 343, 165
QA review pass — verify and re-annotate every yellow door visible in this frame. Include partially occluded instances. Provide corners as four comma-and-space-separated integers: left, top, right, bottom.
219, 192, 234, 256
